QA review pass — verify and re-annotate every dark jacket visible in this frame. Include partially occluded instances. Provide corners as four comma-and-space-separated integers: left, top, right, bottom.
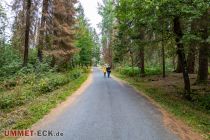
106, 67, 111, 72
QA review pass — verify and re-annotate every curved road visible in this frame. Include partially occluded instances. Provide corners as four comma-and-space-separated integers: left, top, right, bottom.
26, 67, 179, 140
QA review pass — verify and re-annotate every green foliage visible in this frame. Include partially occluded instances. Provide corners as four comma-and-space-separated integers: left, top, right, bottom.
74, 4, 100, 67
0, 45, 21, 79
116, 66, 139, 77
145, 67, 162, 75
0, 68, 85, 109
192, 93, 210, 112
114, 72, 210, 139
98, 0, 115, 64
34, 75, 69, 93
0, 4, 7, 44
116, 66, 162, 77
0, 70, 89, 134
112, 0, 209, 74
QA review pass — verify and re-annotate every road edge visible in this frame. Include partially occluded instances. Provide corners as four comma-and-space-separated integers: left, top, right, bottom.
18, 71, 93, 140
111, 74, 204, 140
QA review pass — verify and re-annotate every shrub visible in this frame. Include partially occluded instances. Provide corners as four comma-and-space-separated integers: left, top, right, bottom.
0, 46, 21, 78
117, 66, 139, 77
0, 68, 84, 109
192, 93, 210, 112
116, 66, 162, 77
145, 67, 162, 75
2, 78, 18, 89
69, 69, 82, 79
0, 95, 14, 109
34, 63, 52, 73
33, 69, 82, 94
17, 64, 35, 75
0, 62, 21, 78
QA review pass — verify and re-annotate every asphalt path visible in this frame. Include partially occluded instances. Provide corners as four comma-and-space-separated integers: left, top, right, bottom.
25, 67, 179, 140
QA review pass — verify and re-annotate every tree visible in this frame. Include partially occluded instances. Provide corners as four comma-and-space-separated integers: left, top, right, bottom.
75, 3, 96, 67
173, 16, 191, 99
92, 29, 101, 66
187, 21, 197, 74
12, 0, 40, 63
23, 0, 32, 66
197, 9, 210, 83
111, 0, 210, 99
46, 0, 77, 68
37, 0, 49, 62
0, 4, 7, 47
98, 0, 115, 66
11, 0, 26, 55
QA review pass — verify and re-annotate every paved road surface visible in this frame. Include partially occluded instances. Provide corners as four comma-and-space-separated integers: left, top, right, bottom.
27, 67, 179, 140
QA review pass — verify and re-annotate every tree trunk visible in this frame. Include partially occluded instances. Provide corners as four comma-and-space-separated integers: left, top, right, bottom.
173, 16, 191, 100
140, 46, 145, 76
187, 20, 198, 74
175, 57, 183, 73
23, 0, 31, 67
197, 11, 209, 83
162, 33, 166, 78
198, 45, 208, 82
130, 50, 134, 76
138, 29, 145, 77
161, 17, 166, 78
38, 0, 49, 62
187, 44, 196, 74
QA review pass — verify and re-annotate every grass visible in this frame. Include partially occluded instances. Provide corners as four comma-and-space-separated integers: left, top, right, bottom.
113, 71, 210, 140
0, 68, 89, 138
14, 74, 88, 129
115, 66, 163, 77
0, 69, 83, 110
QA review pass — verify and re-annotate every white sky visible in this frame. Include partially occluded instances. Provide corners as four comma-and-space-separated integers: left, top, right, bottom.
1, 0, 102, 38
79, 0, 102, 34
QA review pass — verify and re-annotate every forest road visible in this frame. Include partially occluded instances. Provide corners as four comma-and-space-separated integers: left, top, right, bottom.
22, 67, 179, 140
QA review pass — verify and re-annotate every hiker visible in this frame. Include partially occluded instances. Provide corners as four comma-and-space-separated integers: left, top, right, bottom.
102, 65, 107, 78
106, 65, 111, 78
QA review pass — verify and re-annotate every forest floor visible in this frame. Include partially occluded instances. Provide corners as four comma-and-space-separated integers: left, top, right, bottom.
0, 68, 89, 139
113, 71, 210, 140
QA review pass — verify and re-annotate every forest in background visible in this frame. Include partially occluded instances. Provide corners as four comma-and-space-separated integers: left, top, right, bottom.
99, 0, 210, 100
0, 0, 209, 139
0, 0, 100, 72
0, 0, 100, 135
99, 0, 210, 138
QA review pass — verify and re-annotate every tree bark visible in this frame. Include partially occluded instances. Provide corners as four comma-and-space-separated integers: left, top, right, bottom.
138, 29, 145, 77
139, 46, 145, 76
187, 44, 196, 74
162, 31, 166, 77
38, 0, 49, 62
130, 50, 134, 75
173, 16, 191, 100
197, 11, 209, 83
23, 0, 31, 67
175, 57, 183, 73
187, 20, 198, 74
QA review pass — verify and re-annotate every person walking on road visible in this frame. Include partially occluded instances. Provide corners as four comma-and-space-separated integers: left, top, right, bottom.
102, 65, 107, 78
106, 65, 111, 78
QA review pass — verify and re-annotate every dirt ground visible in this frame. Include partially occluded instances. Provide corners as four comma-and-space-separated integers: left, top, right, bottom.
117, 73, 210, 140
142, 73, 210, 95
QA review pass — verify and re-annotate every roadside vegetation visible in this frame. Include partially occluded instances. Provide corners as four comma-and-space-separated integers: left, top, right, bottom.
114, 67, 210, 139
99, 0, 210, 139
0, 0, 99, 138
0, 66, 89, 138
0, 46, 91, 137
